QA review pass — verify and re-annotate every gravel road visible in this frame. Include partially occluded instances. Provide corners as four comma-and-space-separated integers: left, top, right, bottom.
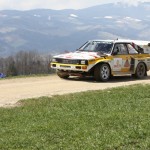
0, 72, 150, 107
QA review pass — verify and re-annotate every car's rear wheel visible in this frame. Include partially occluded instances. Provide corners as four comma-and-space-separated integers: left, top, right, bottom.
94, 63, 110, 82
134, 62, 146, 79
57, 71, 69, 79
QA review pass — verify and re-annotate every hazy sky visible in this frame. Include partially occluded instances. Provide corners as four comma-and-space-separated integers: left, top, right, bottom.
0, 0, 149, 10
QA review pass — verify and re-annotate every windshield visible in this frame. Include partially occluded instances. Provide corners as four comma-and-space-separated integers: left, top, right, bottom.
78, 41, 113, 54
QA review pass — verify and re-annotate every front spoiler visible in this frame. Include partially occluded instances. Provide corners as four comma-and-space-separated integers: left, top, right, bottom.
51, 63, 89, 72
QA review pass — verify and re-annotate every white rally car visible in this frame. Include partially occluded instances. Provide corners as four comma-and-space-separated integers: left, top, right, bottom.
51, 39, 150, 82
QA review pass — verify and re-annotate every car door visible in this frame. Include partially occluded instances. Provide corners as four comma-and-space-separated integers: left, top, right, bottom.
111, 43, 131, 73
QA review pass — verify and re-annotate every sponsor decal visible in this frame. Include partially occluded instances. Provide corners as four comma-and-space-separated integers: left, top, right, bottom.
65, 56, 73, 58
57, 52, 100, 60
113, 58, 122, 71
60, 65, 71, 68
124, 59, 130, 67
89, 54, 98, 58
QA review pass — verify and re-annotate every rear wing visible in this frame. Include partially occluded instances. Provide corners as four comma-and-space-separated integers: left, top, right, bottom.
139, 43, 150, 54
131, 40, 150, 54
115, 39, 150, 54
131, 42, 144, 54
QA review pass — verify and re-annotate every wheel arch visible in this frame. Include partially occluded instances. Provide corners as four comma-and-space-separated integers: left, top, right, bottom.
143, 62, 148, 71
136, 61, 148, 71
137, 61, 148, 76
134, 61, 147, 78
90, 61, 112, 75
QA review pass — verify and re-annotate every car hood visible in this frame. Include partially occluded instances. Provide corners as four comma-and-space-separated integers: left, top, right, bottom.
54, 51, 103, 60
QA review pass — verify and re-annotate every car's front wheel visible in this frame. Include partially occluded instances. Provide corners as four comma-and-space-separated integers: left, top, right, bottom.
57, 71, 69, 79
94, 63, 111, 82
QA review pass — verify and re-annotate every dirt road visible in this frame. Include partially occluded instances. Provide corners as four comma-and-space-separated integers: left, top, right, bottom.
1, 72, 150, 107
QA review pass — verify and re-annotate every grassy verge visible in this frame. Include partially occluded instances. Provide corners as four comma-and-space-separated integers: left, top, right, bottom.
0, 84, 150, 149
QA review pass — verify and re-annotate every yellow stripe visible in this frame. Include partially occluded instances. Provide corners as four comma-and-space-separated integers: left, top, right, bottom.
121, 68, 130, 72
51, 63, 87, 67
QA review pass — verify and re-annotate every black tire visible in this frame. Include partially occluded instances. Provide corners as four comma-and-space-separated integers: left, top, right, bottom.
134, 62, 146, 79
57, 71, 69, 79
94, 63, 111, 82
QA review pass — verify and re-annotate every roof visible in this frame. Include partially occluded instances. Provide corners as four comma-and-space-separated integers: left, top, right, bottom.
89, 39, 150, 46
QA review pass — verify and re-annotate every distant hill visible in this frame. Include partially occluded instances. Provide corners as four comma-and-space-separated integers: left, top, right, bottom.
0, 2, 150, 56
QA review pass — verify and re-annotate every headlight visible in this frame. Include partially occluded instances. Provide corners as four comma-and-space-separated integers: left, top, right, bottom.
80, 60, 86, 65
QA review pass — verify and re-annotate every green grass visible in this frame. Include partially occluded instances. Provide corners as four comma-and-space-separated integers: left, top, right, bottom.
0, 84, 150, 149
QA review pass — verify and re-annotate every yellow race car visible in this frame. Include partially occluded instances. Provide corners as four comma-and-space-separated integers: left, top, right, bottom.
51, 39, 150, 82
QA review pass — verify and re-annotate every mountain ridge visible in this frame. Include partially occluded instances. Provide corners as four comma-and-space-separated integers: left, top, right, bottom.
0, 2, 150, 56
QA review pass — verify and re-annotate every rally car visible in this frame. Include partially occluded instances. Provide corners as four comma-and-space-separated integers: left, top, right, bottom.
51, 39, 150, 82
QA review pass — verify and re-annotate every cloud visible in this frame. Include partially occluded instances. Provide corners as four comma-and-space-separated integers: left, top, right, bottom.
0, 0, 115, 10
0, 0, 72, 10
0, 0, 149, 10
120, 0, 150, 6
121, 0, 139, 6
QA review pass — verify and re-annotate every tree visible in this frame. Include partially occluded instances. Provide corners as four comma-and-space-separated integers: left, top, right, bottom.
6, 56, 18, 76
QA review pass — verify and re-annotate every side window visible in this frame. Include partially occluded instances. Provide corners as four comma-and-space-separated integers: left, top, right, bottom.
113, 44, 128, 55
127, 44, 138, 54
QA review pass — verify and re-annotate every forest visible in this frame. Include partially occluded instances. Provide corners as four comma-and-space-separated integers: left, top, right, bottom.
0, 51, 54, 77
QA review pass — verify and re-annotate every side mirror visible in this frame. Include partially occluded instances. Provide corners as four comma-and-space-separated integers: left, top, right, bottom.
148, 43, 150, 47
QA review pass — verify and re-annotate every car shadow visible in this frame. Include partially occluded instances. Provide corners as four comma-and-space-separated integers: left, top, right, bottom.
66, 75, 150, 83
109, 75, 150, 83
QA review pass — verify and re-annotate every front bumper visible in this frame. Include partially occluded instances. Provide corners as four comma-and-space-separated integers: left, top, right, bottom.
51, 63, 89, 72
